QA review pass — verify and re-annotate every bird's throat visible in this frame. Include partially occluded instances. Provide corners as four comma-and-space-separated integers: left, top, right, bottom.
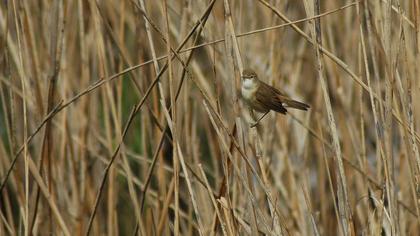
242, 78, 258, 89
241, 79, 259, 102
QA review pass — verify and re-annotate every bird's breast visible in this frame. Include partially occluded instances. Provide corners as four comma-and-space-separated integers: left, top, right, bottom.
241, 81, 258, 103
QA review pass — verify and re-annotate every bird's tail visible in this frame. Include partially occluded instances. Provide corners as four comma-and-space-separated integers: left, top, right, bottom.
283, 99, 310, 111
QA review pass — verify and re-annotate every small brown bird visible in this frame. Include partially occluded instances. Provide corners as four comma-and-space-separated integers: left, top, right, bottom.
241, 69, 309, 127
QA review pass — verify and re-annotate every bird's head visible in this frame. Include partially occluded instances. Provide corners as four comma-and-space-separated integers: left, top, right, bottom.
241, 69, 259, 89
241, 69, 258, 82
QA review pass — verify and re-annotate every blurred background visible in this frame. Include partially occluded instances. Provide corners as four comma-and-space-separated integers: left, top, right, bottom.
1, 0, 419, 235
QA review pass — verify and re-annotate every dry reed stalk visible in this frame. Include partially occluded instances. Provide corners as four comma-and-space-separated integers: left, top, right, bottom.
1, 0, 420, 235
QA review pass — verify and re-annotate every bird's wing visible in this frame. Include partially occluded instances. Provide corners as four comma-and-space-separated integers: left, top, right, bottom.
261, 80, 286, 95
259, 80, 310, 111
256, 82, 287, 114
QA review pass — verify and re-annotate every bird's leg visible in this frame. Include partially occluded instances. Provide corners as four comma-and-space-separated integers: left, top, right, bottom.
250, 111, 269, 128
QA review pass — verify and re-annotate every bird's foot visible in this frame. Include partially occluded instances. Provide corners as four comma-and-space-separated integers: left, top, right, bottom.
249, 111, 269, 128
250, 122, 259, 128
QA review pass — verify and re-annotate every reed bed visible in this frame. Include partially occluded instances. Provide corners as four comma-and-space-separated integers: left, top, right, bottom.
1, 0, 419, 235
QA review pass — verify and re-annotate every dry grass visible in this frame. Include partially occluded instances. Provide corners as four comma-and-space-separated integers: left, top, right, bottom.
1, 0, 420, 235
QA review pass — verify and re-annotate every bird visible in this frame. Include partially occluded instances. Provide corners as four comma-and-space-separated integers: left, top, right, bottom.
241, 68, 310, 127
